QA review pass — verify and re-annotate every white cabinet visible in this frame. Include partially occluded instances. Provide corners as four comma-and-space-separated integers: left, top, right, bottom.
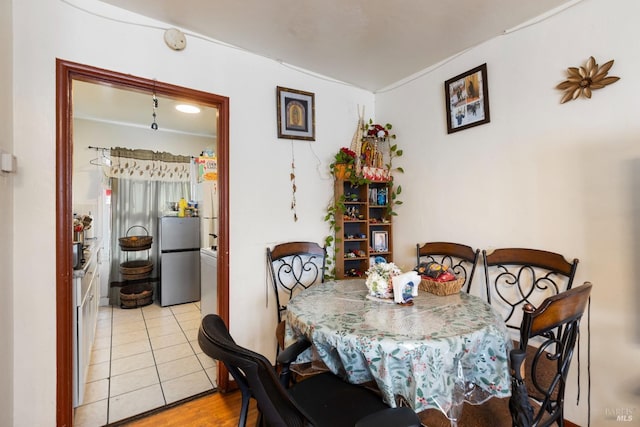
73, 246, 100, 407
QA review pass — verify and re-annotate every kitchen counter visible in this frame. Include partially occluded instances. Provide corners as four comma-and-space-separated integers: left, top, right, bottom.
73, 238, 101, 279
73, 237, 101, 407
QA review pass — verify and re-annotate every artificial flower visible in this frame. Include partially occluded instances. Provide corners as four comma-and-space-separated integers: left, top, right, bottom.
556, 56, 620, 104
333, 147, 357, 164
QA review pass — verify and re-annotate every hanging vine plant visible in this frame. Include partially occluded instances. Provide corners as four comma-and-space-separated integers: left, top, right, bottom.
323, 118, 404, 280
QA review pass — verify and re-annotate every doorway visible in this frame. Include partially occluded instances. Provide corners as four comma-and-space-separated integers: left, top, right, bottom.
56, 59, 230, 427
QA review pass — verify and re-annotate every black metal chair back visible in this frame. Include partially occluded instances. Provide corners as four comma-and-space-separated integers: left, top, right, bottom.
199, 314, 310, 427
267, 241, 327, 324
517, 282, 592, 427
482, 248, 578, 330
416, 242, 480, 293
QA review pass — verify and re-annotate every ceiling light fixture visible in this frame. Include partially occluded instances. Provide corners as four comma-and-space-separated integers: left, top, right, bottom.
175, 104, 201, 114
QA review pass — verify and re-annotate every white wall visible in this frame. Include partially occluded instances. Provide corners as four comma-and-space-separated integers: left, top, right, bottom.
0, 0, 13, 425
13, 0, 637, 425
11, 0, 373, 425
377, 0, 640, 425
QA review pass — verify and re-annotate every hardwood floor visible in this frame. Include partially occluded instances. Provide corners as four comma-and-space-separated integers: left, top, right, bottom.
119, 390, 258, 427
119, 388, 580, 427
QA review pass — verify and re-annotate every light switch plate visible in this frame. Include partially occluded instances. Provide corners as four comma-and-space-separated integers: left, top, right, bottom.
1, 152, 16, 172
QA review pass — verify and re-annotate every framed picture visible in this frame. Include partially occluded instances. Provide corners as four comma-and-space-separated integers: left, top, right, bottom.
276, 86, 315, 140
444, 63, 490, 134
372, 231, 389, 252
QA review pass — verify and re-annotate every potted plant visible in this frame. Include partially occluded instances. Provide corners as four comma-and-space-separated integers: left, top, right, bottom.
330, 147, 357, 180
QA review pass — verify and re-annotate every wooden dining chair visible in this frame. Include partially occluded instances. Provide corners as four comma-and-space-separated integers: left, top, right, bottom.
198, 314, 422, 427
267, 241, 326, 356
482, 247, 579, 331
416, 242, 480, 293
419, 282, 592, 427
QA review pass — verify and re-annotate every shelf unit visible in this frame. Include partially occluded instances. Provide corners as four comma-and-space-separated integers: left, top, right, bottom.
334, 179, 394, 279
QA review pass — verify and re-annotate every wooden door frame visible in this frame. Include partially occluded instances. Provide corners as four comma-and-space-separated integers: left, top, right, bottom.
55, 59, 230, 426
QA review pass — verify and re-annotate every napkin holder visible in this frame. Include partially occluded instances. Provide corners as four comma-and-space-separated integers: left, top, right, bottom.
392, 271, 420, 304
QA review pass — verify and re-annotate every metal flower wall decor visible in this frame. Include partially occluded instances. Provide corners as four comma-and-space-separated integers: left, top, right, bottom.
556, 56, 620, 104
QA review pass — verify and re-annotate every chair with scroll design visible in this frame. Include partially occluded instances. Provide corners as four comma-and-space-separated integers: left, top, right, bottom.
267, 241, 326, 353
419, 282, 592, 427
416, 242, 480, 293
482, 247, 579, 331
198, 313, 422, 427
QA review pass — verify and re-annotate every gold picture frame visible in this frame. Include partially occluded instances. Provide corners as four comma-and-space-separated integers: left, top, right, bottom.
276, 86, 315, 140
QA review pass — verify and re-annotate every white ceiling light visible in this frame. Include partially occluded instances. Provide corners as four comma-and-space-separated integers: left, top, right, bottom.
175, 104, 201, 114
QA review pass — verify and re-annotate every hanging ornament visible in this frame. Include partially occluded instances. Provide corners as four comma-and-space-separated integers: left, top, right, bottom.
290, 141, 298, 222
151, 84, 159, 130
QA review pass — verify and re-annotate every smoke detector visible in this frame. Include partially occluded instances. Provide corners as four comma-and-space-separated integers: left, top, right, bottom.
164, 28, 186, 51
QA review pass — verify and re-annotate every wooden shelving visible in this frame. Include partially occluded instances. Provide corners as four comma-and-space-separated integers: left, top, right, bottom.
334, 179, 394, 279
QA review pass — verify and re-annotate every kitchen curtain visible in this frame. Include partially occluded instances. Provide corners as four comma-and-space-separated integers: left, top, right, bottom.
108, 147, 192, 295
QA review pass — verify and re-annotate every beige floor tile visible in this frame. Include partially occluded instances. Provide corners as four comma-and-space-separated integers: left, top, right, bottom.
150, 331, 188, 350
112, 319, 147, 334
96, 317, 112, 333
205, 366, 218, 388
74, 398, 108, 427
178, 318, 201, 331
82, 378, 109, 405
183, 327, 199, 342
108, 383, 165, 424
110, 365, 160, 397
170, 302, 199, 315
111, 339, 151, 360
145, 315, 179, 329
157, 355, 203, 382
86, 360, 110, 382
142, 304, 174, 320
174, 310, 201, 323
112, 309, 144, 322
161, 370, 213, 404
92, 334, 111, 351
196, 352, 216, 369
146, 322, 183, 338
90, 347, 111, 365
81, 301, 211, 423
94, 326, 112, 340
110, 351, 155, 377
111, 329, 149, 347
153, 342, 195, 365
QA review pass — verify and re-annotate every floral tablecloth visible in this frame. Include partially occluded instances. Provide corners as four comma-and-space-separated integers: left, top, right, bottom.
285, 279, 512, 414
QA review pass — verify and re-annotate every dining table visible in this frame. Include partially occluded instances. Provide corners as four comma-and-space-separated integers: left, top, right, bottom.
285, 278, 513, 416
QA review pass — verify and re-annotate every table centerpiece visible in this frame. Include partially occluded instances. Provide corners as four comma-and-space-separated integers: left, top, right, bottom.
365, 261, 420, 304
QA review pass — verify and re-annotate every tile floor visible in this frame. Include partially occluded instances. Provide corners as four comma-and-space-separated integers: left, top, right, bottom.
73, 301, 217, 427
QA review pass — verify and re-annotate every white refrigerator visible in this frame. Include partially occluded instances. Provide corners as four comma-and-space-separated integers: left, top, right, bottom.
159, 217, 201, 306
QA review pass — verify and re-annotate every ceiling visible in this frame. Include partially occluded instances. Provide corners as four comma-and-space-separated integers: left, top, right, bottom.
74, 0, 576, 133
100, 0, 575, 91
73, 80, 218, 137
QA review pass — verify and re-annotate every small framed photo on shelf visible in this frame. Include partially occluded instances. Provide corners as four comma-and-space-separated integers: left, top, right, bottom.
444, 63, 490, 134
372, 231, 389, 252
276, 86, 315, 140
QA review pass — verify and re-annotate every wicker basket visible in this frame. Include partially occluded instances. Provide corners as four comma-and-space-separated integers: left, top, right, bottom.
419, 276, 464, 296
120, 260, 153, 280
119, 225, 153, 251
120, 283, 153, 309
